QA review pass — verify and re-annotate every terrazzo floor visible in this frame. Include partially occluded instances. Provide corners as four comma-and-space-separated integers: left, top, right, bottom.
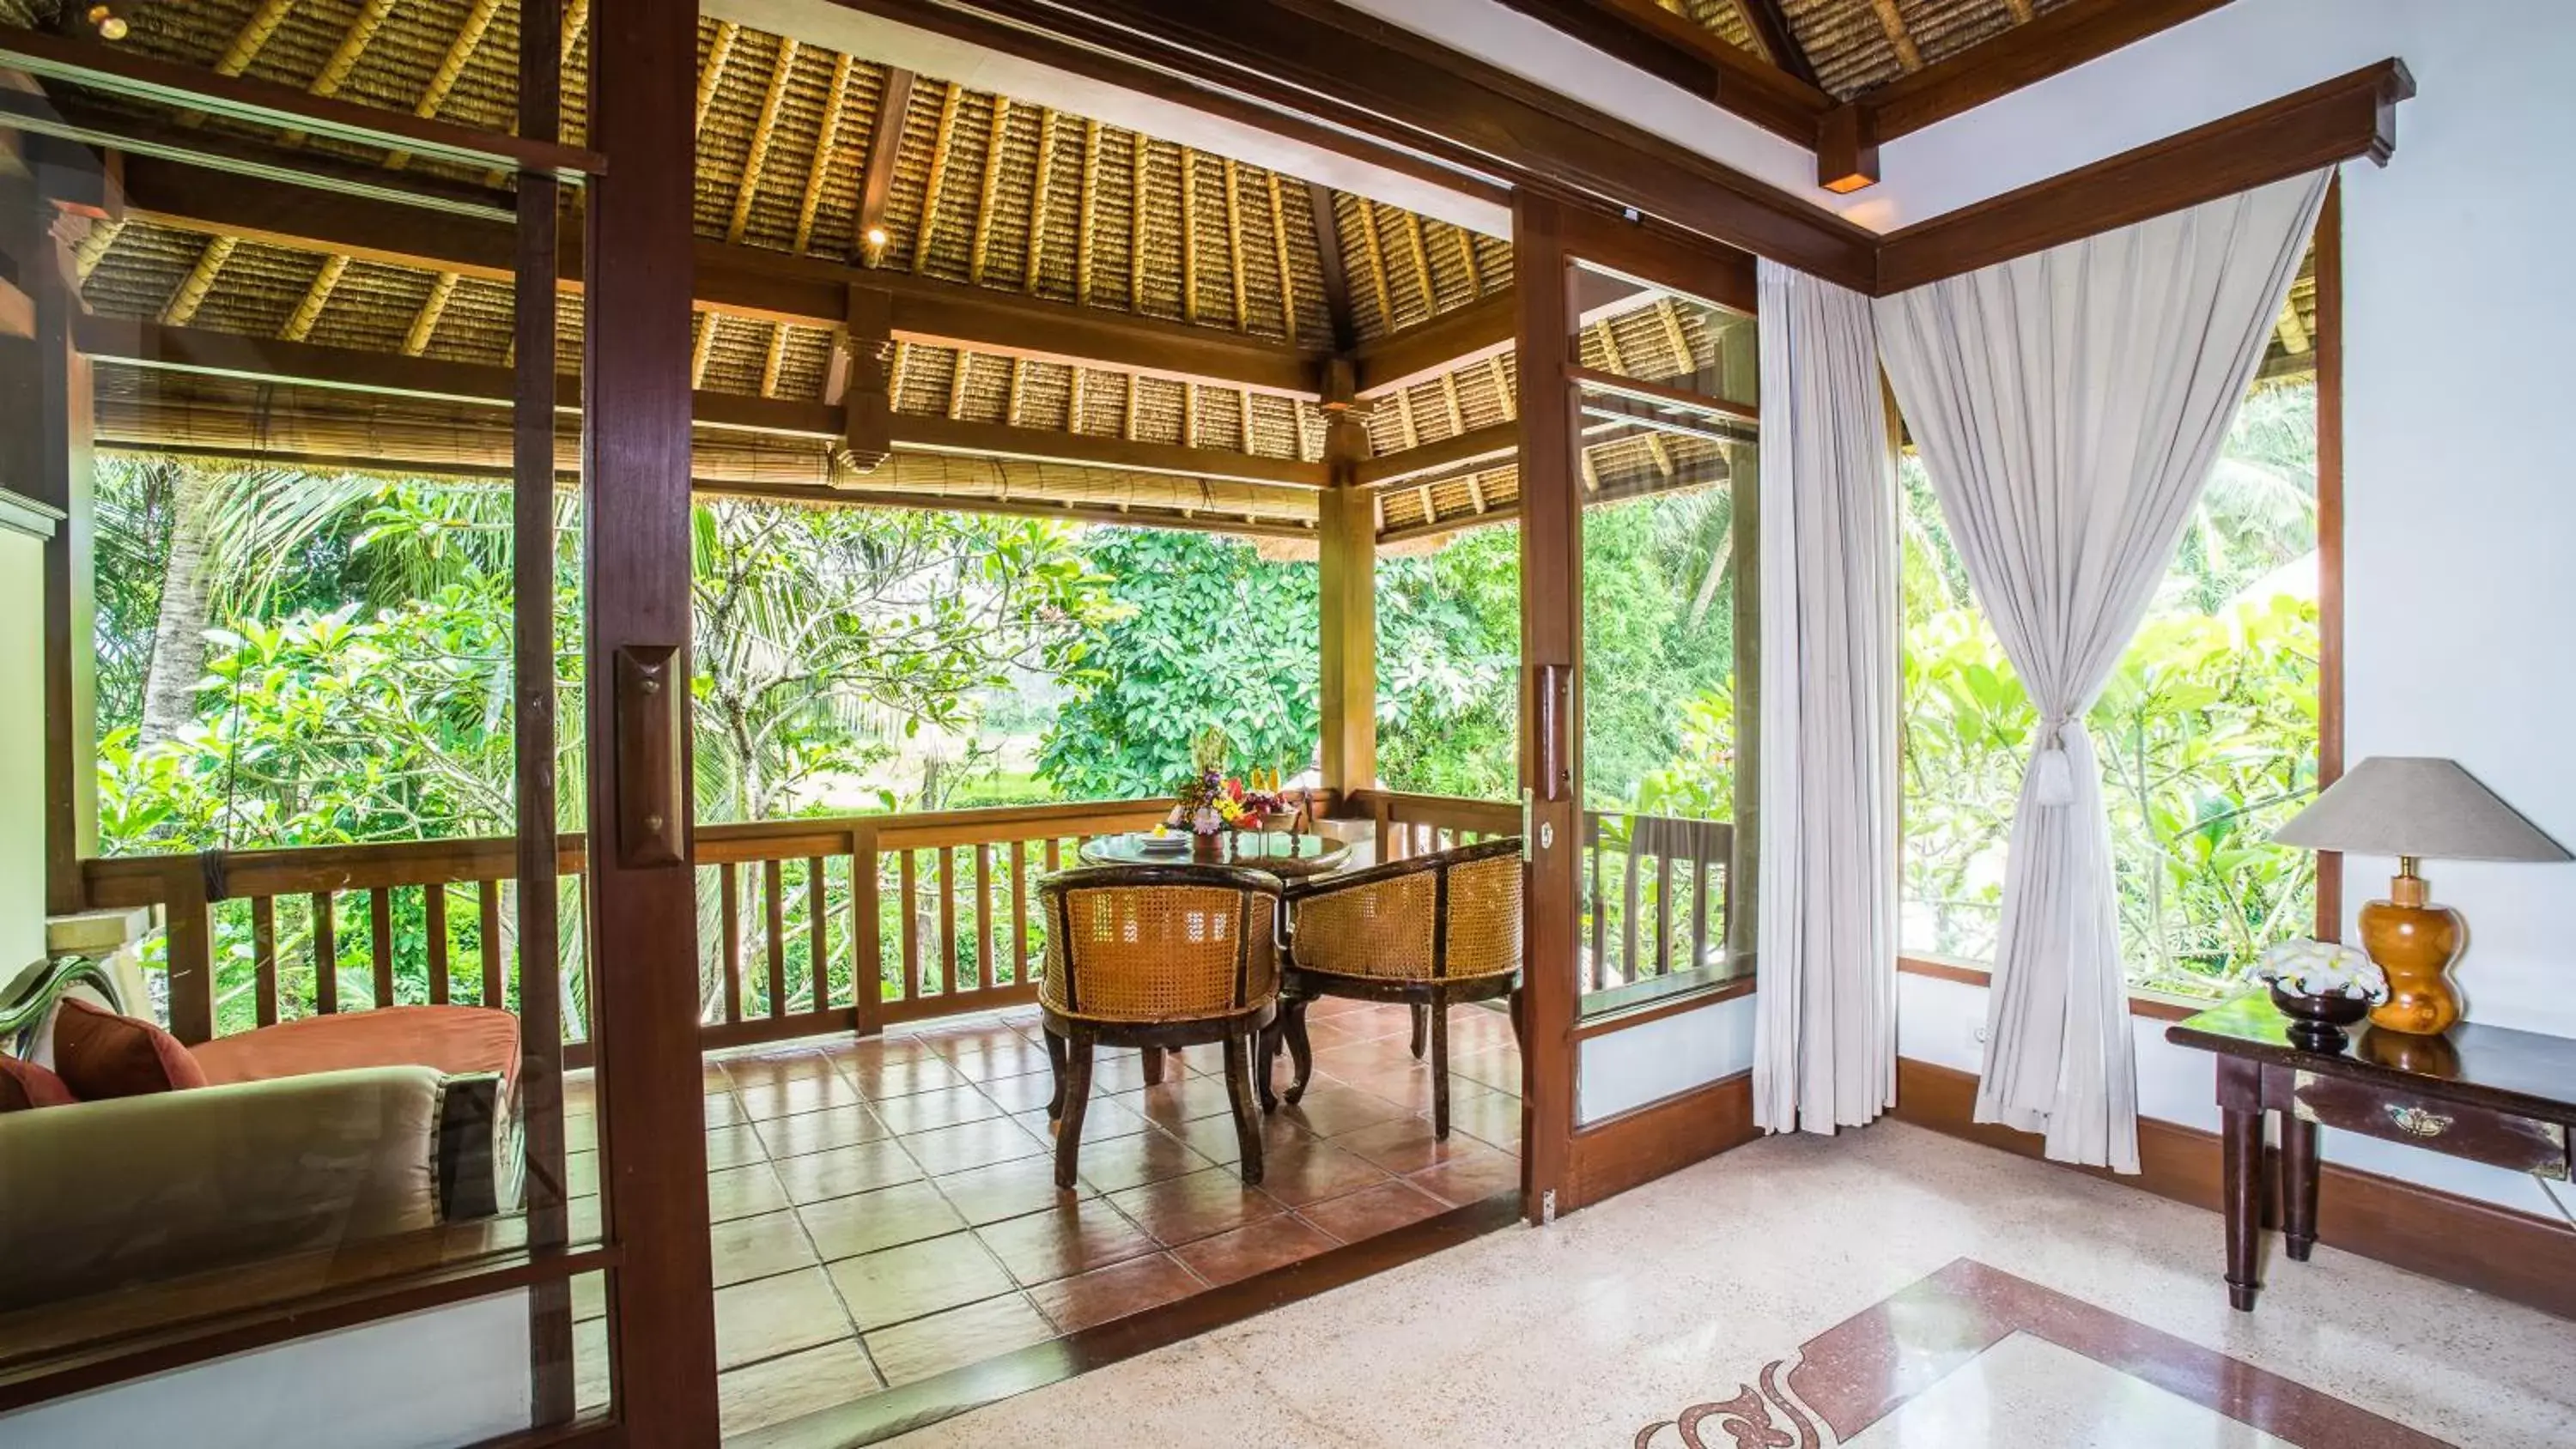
830, 1119, 2574, 1449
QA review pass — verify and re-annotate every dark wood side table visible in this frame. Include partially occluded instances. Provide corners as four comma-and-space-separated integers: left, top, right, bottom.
2166, 994, 2574, 1309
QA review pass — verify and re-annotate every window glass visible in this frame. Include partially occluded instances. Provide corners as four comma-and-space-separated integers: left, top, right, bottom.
1899, 380, 2322, 996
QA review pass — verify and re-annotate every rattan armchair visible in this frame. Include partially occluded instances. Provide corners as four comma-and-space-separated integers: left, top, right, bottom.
1038, 864, 1283, 1190
1266, 837, 1524, 1139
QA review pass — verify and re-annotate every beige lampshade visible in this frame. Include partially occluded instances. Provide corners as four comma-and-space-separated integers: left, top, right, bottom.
2272, 757, 2571, 862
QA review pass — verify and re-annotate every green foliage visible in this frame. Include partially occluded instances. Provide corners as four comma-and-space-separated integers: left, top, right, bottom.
1376, 526, 1520, 799
1036, 529, 1321, 798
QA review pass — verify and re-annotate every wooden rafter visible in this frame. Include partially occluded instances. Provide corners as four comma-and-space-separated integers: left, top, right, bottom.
1265, 173, 1299, 345
1398, 212, 1436, 318
1868, 0, 1926, 71
385, 0, 501, 170
310, 0, 397, 101
1735, 0, 1820, 88
910, 82, 960, 275
1024, 109, 1058, 293
1589, 321, 1674, 478
402, 271, 459, 356
279, 253, 347, 342
1068, 365, 1087, 433
727, 37, 799, 246
562, 0, 593, 63
761, 323, 792, 397
970, 95, 1011, 284
795, 53, 856, 254
1305, 182, 1355, 352
1122, 372, 1139, 440
845, 66, 907, 261
1075, 118, 1101, 306
1488, 355, 1515, 421
1179, 148, 1201, 323
1450, 223, 1481, 294
696, 21, 742, 134
71, 218, 125, 281
212, 0, 298, 78
2003, 0, 2036, 21
1438, 369, 1466, 436
161, 235, 235, 326
946, 349, 970, 417
690, 311, 718, 388
1223, 159, 1249, 330
1129, 134, 1152, 312
2275, 298, 2312, 355
1353, 200, 1394, 330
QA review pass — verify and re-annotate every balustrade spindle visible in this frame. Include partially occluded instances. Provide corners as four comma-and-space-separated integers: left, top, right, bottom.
898, 849, 920, 1002
807, 856, 830, 1012
719, 863, 743, 1023
763, 858, 787, 1018
251, 895, 279, 1028
427, 883, 452, 1005
974, 843, 995, 991
313, 890, 338, 1015
479, 878, 505, 1009
368, 888, 396, 1008
938, 847, 957, 996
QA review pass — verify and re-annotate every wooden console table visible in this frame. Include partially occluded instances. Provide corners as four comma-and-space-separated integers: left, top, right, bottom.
2167, 993, 2573, 1310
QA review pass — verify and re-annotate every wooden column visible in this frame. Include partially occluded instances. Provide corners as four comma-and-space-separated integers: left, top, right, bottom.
12, 158, 99, 919
1316, 360, 1376, 792
1512, 191, 1579, 1226
584, 1, 720, 1442
2312, 178, 2344, 943
514, 0, 574, 1426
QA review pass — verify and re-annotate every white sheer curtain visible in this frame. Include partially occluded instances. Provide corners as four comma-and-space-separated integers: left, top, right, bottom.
1874, 169, 2330, 1171
1753, 261, 1899, 1136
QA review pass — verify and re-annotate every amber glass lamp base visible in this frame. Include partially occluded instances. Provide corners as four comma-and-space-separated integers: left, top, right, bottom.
2358, 865, 2463, 1036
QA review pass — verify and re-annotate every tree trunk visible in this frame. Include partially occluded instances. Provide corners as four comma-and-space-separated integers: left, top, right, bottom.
139, 463, 218, 749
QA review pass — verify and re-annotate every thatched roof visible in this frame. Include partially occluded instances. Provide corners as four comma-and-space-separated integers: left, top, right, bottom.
21, 0, 2316, 548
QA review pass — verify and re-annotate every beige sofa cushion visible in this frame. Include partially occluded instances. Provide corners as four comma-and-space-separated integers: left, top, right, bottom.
0, 1065, 444, 1312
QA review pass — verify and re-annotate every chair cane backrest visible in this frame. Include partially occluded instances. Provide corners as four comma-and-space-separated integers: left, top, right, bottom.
1286, 837, 1523, 983
1037, 865, 1282, 1023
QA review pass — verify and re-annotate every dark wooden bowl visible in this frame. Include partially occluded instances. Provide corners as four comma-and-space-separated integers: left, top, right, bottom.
2270, 983, 2372, 1054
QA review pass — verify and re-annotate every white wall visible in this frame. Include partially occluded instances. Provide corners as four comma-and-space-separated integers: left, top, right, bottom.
1883, 0, 2576, 1220
1, 529, 46, 972
0, 1293, 533, 1449
1577, 991, 1756, 1125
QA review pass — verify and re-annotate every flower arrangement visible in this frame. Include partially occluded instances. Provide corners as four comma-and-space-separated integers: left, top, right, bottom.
2254, 938, 2388, 1003
1170, 728, 1297, 835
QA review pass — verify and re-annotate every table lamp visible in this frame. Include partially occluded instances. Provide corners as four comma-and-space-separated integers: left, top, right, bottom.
2272, 757, 2569, 1034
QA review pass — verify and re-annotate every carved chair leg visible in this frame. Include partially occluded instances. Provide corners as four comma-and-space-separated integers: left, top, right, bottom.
1284, 995, 1315, 1105
1255, 1011, 1281, 1114
1409, 1002, 1429, 1060
1509, 985, 1526, 1052
1142, 1046, 1166, 1087
1043, 1025, 1068, 1129
1430, 991, 1452, 1140
1224, 1029, 1265, 1185
1054, 1036, 1094, 1192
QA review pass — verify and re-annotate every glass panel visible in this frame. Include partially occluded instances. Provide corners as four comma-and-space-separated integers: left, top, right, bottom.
1573, 367, 1757, 1016
1899, 377, 2322, 997
1571, 258, 1758, 412
1, 76, 592, 1431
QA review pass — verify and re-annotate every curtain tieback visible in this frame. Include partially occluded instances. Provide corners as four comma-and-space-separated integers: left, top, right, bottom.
2032, 713, 2081, 808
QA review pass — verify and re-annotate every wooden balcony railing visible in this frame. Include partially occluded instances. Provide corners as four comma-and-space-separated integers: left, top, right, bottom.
1343, 789, 1735, 996
81, 798, 1171, 1057
82, 791, 1736, 1052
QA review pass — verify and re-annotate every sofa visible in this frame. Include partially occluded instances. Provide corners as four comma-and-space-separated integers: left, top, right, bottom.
0, 955, 525, 1312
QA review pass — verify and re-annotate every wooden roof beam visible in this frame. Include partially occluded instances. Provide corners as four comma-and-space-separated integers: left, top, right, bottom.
1735, 0, 1820, 89
76, 318, 1331, 488
115, 160, 1334, 395
1852, 1, 2243, 146
852, 66, 914, 260
1487, 0, 1833, 146
1350, 290, 1513, 396
726, 37, 799, 244
1304, 182, 1356, 354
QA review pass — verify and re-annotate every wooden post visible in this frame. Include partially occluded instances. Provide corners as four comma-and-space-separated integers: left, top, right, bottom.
1513, 191, 1578, 1226
515, 0, 574, 1423
14, 156, 99, 919
1317, 358, 1376, 791
585, 1, 720, 1442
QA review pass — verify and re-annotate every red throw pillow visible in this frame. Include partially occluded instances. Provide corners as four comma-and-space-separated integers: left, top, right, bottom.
0, 1053, 77, 1111
51, 997, 208, 1099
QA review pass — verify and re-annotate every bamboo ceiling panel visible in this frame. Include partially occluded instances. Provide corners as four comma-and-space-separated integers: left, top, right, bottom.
1768, 0, 2083, 98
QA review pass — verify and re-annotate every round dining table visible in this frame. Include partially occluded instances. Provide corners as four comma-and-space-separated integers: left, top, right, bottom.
1078, 830, 1353, 880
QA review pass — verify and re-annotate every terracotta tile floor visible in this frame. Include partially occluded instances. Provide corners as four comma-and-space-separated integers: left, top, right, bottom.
563, 997, 1517, 1438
